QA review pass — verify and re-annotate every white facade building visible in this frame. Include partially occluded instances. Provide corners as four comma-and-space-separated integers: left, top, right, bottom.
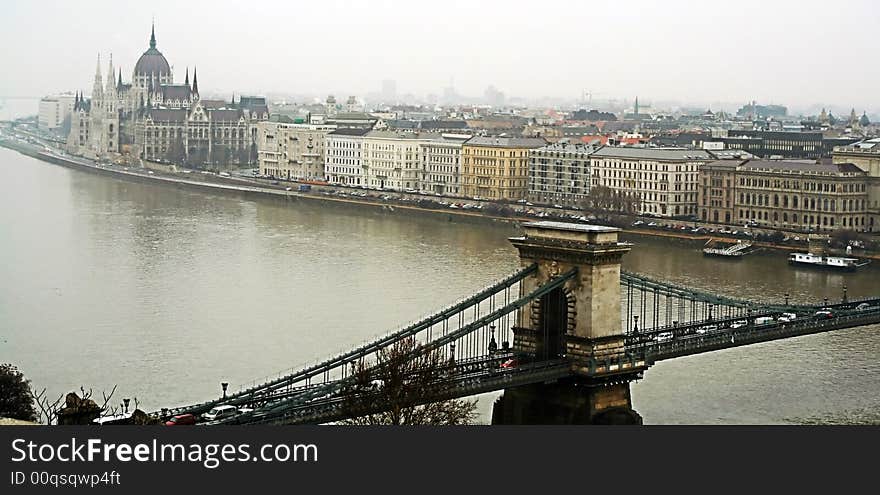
325, 128, 370, 186
38, 94, 76, 131
590, 147, 713, 217
362, 131, 433, 190
419, 133, 471, 196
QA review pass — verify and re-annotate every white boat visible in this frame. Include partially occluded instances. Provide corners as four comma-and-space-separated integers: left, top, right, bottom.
787, 252, 870, 271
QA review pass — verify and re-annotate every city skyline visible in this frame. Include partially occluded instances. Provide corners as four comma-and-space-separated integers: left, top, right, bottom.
2, 0, 879, 114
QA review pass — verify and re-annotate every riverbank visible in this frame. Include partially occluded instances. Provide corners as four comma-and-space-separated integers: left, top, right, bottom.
2, 137, 878, 261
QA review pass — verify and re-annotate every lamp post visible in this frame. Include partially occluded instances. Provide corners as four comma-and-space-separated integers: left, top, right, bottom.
488, 324, 497, 354
221, 382, 229, 399
784, 293, 790, 306
842, 285, 848, 304
633, 315, 639, 334
123, 398, 130, 415
708, 303, 714, 322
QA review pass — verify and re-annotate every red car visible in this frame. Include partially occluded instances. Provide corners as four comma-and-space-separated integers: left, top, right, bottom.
165, 414, 196, 426
500, 358, 519, 369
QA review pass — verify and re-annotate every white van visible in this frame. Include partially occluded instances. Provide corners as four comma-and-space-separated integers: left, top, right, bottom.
754, 316, 775, 325
778, 312, 797, 322
203, 405, 238, 422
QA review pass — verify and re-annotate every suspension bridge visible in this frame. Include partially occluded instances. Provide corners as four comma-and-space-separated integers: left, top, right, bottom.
152, 221, 880, 424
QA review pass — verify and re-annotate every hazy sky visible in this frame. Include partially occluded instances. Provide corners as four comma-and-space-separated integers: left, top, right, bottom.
2, 0, 879, 112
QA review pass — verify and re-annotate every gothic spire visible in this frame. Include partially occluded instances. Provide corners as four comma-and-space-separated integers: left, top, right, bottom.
192, 67, 199, 97
106, 53, 115, 94
184, 67, 189, 87
118, 68, 123, 90
93, 53, 103, 98
150, 21, 157, 49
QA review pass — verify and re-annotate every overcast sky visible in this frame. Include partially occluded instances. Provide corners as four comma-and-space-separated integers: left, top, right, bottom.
2, 0, 878, 113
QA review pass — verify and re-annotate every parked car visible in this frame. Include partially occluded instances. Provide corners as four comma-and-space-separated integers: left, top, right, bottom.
778, 312, 797, 323
202, 405, 238, 422
695, 325, 718, 334
730, 320, 748, 329
656, 331, 674, 342
632, 220, 644, 226
165, 414, 196, 426
814, 309, 834, 319
500, 358, 518, 369
856, 303, 872, 312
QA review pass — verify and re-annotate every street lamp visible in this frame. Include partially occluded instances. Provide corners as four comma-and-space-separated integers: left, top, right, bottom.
784, 293, 790, 306
488, 325, 498, 354
708, 303, 714, 322
633, 315, 639, 334
842, 285, 848, 304
221, 382, 229, 399
449, 342, 456, 362
123, 398, 130, 414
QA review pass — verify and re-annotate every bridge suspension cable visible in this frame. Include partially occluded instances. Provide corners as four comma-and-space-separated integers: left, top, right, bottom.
157, 263, 539, 417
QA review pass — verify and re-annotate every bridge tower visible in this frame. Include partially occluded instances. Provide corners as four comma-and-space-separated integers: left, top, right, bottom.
492, 221, 645, 424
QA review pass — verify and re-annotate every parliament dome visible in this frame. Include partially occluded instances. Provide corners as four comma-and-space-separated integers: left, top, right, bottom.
134, 25, 171, 77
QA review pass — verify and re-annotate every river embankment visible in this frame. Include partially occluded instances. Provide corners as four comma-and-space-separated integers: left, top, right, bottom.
2, 137, 877, 260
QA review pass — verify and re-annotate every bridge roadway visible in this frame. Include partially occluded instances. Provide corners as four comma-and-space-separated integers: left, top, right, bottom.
219, 355, 575, 425
211, 303, 880, 425
631, 300, 880, 362
150, 263, 879, 424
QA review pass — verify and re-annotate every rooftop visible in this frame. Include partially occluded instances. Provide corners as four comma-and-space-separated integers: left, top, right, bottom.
706, 159, 867, 175
741, 159, 865, 175
464, 136, 547, 148
591, 146, 713, 161
523, 221, 620, 233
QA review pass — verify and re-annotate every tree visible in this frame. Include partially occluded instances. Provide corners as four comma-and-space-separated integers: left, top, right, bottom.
0, 363, 38, 422
580, 186, 641, 215
339, 337, 478, 425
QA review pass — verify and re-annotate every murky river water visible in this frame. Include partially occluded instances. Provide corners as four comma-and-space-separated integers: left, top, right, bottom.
1, 143, 878, 424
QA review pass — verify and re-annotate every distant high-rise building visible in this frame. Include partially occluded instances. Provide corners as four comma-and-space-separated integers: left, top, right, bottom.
38, 93, 76, 131
484, 85, 505, 107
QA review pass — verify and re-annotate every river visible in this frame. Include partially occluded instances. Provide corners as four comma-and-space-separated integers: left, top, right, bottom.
1, 142, 878, 424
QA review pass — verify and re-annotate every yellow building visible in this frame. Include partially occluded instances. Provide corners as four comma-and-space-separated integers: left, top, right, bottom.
461, 136, 546, 200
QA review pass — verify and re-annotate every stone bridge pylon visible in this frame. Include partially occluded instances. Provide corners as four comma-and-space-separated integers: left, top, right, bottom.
492, 221, 644, 424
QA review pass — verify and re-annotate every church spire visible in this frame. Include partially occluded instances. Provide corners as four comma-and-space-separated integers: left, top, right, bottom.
184, 67, 189, 87
93, 53, 103, 99
117, 68, 123, 90
105, 53, 115, 94
192, 66, 199, 97
150, 21, 157, 49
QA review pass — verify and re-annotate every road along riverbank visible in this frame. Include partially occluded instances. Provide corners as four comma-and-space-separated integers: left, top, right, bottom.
2, 137, 877, 260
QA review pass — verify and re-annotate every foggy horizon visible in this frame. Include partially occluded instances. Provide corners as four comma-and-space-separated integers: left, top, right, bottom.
3, 0, 879, 114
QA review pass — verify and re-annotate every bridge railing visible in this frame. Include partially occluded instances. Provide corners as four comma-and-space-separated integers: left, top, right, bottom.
632, 306, 880, 362
238, 268, 580, 416
156, 263, 539, 417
